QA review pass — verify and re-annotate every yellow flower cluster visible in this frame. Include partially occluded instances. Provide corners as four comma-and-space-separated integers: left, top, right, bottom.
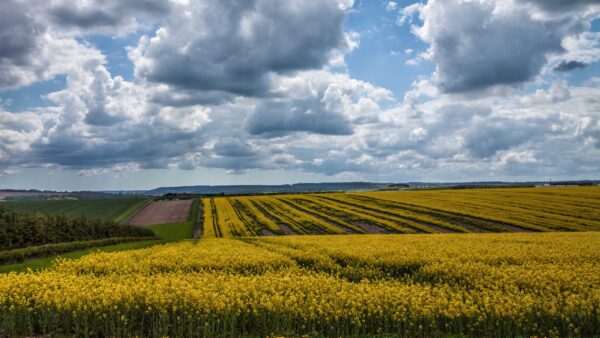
0, 233, 598, 337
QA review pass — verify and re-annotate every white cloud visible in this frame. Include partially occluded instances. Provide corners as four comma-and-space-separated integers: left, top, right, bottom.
396, 3, 423, 26
129, 0, 354, 98
0, 110, 50, 166
0, 0, 106, 90
410, 0, 599, 93
409, 127, 428, 142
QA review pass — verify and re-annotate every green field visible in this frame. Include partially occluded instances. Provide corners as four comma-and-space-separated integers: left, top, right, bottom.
1, 198, 148, 222
0, 192, 598, 336
0, 199, 199, 272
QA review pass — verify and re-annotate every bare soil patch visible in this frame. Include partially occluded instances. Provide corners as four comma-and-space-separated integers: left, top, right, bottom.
128, 200, 192, 226
350, 221, 389, 234
278, 224, 296, 235
261, 229, 275, 236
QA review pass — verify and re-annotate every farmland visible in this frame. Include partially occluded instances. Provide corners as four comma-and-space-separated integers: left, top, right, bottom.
1, 198, 148, 222
128, 199, 193, 226
0, 205, 156, 265
200, 186, 600, 236
1, 233, 598, 337
1, 187, 599, 337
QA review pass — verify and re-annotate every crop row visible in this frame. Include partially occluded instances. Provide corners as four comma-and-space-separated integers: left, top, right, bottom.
358, 187, 600, 232
197, 187, 600, 236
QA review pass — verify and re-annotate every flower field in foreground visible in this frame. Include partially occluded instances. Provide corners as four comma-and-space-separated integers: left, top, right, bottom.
1, 233, 599, 337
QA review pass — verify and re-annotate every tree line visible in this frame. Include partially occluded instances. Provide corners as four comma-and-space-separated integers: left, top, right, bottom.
0, 208, 154, 251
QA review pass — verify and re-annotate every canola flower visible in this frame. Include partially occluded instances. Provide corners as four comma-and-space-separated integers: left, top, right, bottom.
0, 233, 599, 337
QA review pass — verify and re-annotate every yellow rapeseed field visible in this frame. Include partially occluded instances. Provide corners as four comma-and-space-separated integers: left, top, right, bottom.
1, 232, 598, 337
202, 186, 600, 236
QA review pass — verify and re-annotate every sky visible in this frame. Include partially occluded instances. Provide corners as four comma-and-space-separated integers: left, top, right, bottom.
0, 0, 599, 191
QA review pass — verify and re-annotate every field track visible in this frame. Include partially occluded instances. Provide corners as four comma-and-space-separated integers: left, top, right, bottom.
128, 200, 192, 226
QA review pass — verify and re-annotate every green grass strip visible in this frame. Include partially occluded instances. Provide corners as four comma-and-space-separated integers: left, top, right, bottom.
0, 239, 162, 273
0, 237, 157, 265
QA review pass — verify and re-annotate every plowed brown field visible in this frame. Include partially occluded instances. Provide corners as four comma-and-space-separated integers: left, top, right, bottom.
128, 200, 192, 226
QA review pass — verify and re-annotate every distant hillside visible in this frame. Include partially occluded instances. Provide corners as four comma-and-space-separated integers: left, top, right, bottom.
145, 182, 390, 196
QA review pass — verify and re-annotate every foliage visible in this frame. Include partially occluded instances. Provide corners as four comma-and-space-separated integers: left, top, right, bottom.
0, 208, 155, 250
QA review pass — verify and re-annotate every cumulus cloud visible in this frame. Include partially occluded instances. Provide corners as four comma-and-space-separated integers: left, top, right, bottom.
396, 3, 422, 26
409, 0, 599, 93
213, 138, 258, 158
245, 100, 353, 137
0, 110, 48, 166
556, 32, 600, 70
45, 0, 171, 34
409, 127, 428, 142
463, 117, 548, 158
3, 65, 600, 180
129, 0, 354, 98
353, 74, 600, 179
0, 59, 212, 171
0, 0, 107, 90
0, 0, 45, 89
0, 0, 37, 64
245, 71, 390, 137
523, 0, 600, 14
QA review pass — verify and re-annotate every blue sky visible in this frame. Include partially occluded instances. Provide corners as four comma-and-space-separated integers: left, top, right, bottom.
0, 0, 599, 190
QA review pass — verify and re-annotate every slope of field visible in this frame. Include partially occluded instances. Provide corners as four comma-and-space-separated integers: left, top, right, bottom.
146, 199, 200, 241
128, 199, 193, 226
199, 187, 600, 236
1, 233, 598, 337
2, 198, 148, 222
